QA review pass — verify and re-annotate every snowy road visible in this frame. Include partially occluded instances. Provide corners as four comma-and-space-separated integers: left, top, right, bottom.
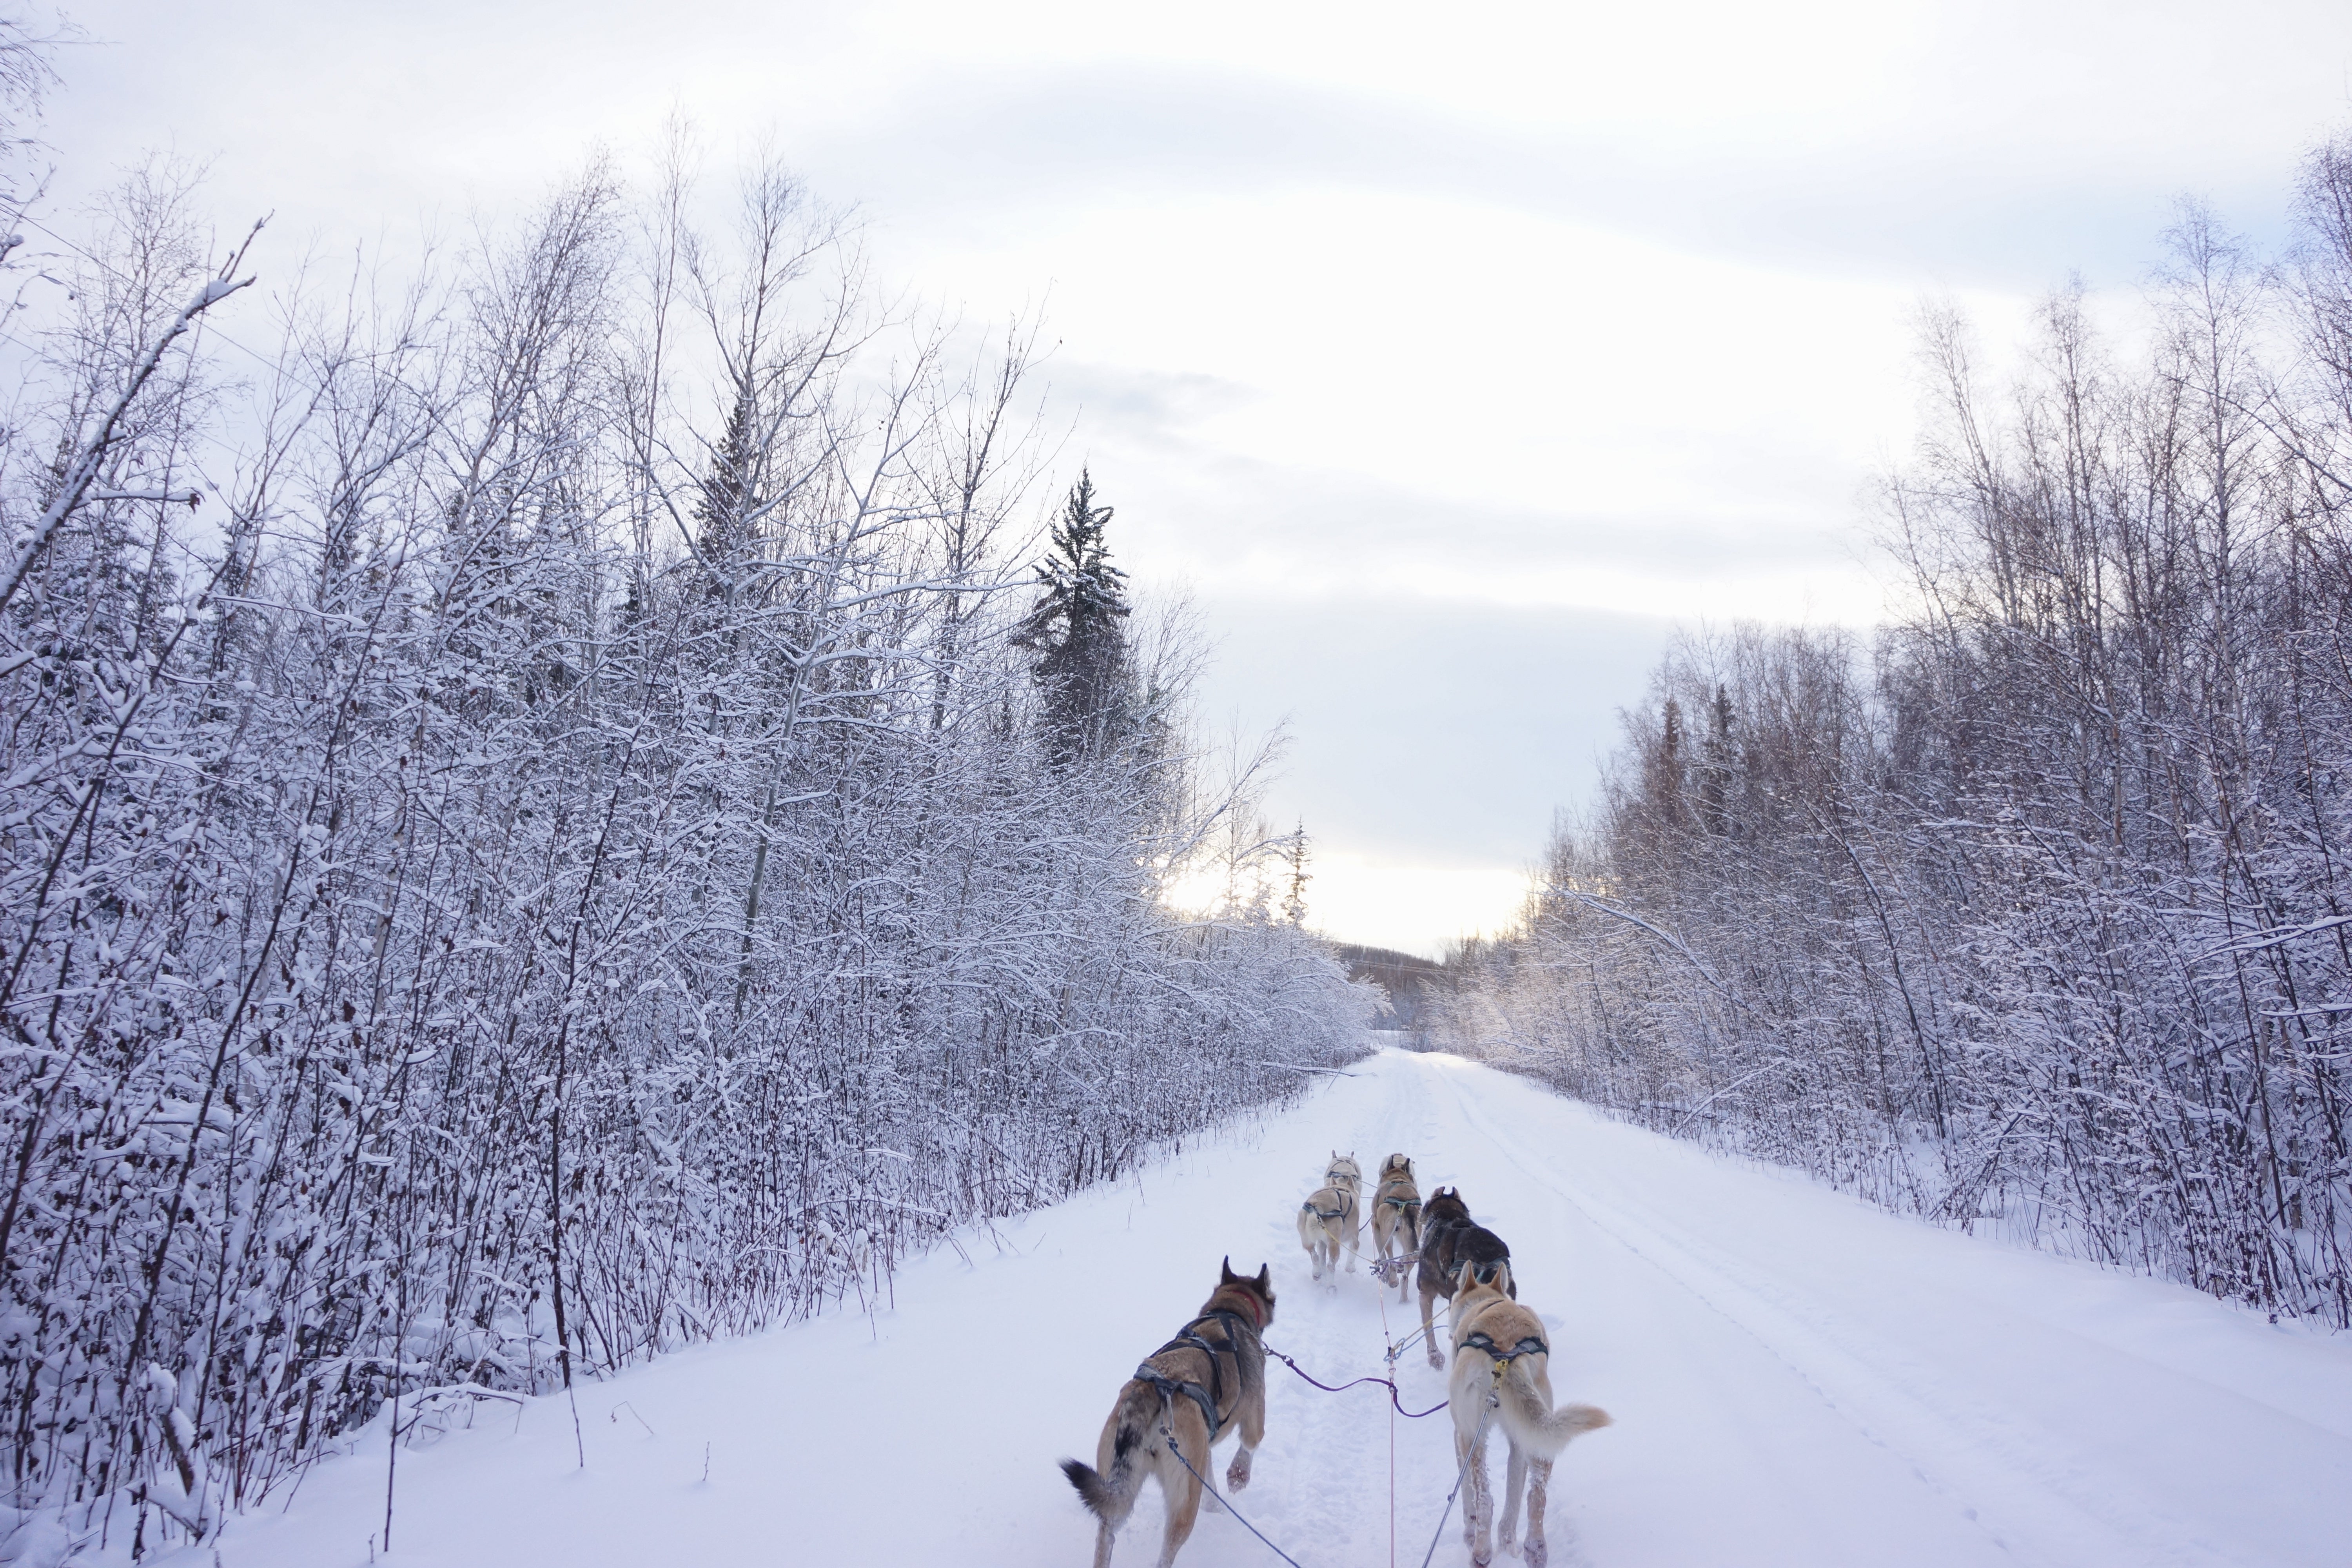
155, 1050, 2352, 1568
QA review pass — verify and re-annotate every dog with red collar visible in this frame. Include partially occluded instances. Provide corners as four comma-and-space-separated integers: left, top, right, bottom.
1060, 1258, 1277, 1568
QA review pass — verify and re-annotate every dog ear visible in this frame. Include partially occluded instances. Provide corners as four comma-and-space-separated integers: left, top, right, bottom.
1491, 1259, 1514, 1296
1454, 1260, 1473, 1291
1222, 1255, 1237, 1283
1255, 1262, 1271, 1289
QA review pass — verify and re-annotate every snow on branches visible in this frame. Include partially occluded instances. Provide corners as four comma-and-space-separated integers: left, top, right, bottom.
0, 158, 1367, 1557
1443, 143, 2352, 1336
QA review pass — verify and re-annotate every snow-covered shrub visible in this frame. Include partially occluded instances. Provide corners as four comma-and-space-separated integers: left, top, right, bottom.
0, 155, 1367, 1555
1444, 158, 2352, 1333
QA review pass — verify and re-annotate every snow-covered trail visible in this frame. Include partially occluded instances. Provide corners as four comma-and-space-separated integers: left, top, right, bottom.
148, 1050, 2352, 1568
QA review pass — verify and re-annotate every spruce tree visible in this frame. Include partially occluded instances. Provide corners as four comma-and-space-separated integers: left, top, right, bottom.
693, 385, 760, 590
1016, 470, 1132, 765
1283, 822, 1311, 926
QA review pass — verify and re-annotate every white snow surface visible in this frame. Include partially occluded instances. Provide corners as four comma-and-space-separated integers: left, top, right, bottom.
128, 1049, 2352, 1568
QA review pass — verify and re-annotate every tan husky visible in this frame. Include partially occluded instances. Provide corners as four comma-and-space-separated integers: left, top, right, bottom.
1295, 1151, 1362, 1280
1369, 1152, 1422, 1302
1446, 1259, 1611, 1568
1062, 1259, 1277, 1568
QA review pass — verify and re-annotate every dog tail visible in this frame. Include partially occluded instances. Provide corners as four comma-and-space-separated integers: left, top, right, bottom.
1062, 1382, 1158, 1521
1499, 1363, 1612, 1457
1060, 1458, 1113, 1515
1401, 1199, 1422, 1255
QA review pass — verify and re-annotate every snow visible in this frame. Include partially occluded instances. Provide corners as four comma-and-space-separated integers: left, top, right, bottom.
122, 1049, 2352, 1568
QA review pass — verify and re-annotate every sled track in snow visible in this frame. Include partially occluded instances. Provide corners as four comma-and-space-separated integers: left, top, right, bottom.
136, 1049, 2352, 1568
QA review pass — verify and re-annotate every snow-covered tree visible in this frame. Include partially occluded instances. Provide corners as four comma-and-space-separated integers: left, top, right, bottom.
1442, 133, 2352, 1334
1015, 469, 1131, 767
0, 99, 1370, 1557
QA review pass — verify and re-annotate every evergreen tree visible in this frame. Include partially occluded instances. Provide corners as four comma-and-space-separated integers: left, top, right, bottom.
1283, 822, 1312, 927
694, 383, 761, 588
1016, 469, 1131, 764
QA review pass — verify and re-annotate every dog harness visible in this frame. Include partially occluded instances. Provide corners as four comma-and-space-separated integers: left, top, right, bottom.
1461, 1330, 1548, 1364
1301, 1191, 1355, 1221
1134, 1306, 1261, 1440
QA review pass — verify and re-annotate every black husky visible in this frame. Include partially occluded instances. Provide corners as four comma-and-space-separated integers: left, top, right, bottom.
1414, 1186, 1514, 1367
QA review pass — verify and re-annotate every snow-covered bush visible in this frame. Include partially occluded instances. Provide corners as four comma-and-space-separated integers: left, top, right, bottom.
1444, 152, 2352, 1333
0, 143, 1367, 1555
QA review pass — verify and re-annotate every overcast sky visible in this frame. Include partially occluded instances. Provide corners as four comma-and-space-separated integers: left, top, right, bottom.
35, 0, 2352, 955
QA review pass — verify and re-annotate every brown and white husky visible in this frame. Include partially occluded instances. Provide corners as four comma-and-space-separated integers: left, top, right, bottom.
1369, 1152, 1422, 1302
1446, 1259, 1611, 1568
1295, 1151, 1362, 1281
1061, 1259, 1277, 1568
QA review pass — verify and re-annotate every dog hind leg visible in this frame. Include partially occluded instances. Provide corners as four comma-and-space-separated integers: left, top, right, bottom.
1523, 1455, 1553, 1568
1462, 1425, 1494, 1568
1499, 1438, 1527, 1557
1156, 1443, 1204, 1568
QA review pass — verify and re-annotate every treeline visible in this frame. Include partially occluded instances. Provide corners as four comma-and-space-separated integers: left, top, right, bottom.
1335, 944, 1448, 1042
0, 64, 1366, 1559
1443, 134, 2352, 1329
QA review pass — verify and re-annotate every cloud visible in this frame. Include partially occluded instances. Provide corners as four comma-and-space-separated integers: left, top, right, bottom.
818, 57, 2313, 292
45, 0, 2352, 963
1189, 592, 1680, 865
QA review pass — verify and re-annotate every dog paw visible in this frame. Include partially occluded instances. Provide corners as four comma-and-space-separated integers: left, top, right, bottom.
1226, 1465, 1250, 1492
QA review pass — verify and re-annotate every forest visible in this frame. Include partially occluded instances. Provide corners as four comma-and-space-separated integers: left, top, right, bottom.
13, 7, 2352, 1560
0, 34, 1365, 1555
1442, 132, 2352, 1333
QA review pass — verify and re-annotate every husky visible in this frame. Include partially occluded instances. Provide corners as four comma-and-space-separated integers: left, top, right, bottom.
1415, 1186, 1514, 1367
1296, 1151, 1362, 1281
1368, 1152, 1423, 1302
1446, 1259, 1610, 1568
1061, 1258, 1277, 1568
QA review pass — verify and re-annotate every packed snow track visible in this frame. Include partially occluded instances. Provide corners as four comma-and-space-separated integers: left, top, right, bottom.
140, 1050, 2352, 1568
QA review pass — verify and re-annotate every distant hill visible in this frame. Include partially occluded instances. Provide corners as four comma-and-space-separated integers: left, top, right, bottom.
1330, 942, 1447, 1044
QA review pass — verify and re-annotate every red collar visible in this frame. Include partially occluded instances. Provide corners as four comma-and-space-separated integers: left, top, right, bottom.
1220, 1290, 1266, 1332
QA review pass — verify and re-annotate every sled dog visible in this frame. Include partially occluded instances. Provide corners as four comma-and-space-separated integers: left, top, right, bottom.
1415, 1186, 1514, 1367
1296, 1151, 1362, 1280
1061, 1258, 1277, 1568
1369, 1153, 1422, 1302
1447, 1259, 1610, 1568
